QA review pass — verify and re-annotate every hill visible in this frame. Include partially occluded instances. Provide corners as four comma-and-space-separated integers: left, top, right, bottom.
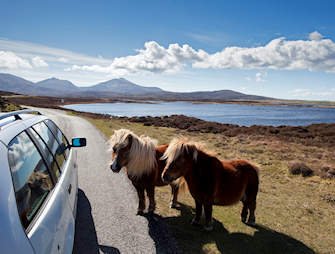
86, 78, 163, 95
0, 73, 272, 101
35, 77, 79, 92
0, 73, 68, 96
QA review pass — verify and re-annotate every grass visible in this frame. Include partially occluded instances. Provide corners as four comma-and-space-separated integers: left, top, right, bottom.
0, 102, 22, 112
76, 113, 335, 254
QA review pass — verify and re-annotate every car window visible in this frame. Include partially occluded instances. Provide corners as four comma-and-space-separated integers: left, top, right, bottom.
44, 119, 69, 158
8, 131, 54, 229
32, 122, 66, 170
29, 127, 61, 180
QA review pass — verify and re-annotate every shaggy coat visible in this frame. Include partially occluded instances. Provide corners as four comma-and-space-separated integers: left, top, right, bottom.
109, 129, 180, 214
162, 138, 259, 231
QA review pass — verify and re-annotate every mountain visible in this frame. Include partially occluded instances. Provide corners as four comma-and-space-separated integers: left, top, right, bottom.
0, 73, 272, 101
35, 78, 79, 92
86, 78, 164, 95
0, 73, 35, 94
0, 73, 59, 96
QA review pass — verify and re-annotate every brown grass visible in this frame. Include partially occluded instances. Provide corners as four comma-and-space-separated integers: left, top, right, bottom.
0, 102, 22, 112
289, 162, 314, 177
75, 112, 335, 254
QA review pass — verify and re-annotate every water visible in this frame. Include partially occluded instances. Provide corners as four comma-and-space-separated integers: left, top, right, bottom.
63, 101, 335, 126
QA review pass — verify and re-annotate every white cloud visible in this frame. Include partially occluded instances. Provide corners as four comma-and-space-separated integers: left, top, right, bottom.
31, 56, 48, 67
57, 57, 69, 63
309, 31, 323, 41
0, 51, 32, 69
1, 32, 335, 89
66, 41, 207, 75
0, 39, 114, 83
290, 88, 335, 98
0, 38, 111, 66
194, 33, 335, 72
255, 71, 267, 82
290, 88, 312, 97
245, 71, 267, 83
67, 32, 335, 75
187, 32, 218, 43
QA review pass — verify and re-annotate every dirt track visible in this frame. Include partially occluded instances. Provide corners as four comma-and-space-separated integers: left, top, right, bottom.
33, 107, 180, 254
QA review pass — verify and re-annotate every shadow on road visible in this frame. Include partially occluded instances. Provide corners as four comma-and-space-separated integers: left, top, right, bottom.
161, 203, 315, 254
73, 189, 120, 254
99, 245, 121, 254
144, 213, 181, 254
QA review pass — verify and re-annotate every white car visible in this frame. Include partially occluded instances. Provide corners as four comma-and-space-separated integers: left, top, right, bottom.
0, 109, 86, 254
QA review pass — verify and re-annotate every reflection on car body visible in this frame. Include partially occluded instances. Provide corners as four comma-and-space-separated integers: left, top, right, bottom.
0, 109, 86, 254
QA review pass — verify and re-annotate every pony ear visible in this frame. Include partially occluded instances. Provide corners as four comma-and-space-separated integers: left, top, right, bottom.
191, 145, 198, 161
185, 144, 198, 161
127, 134, 133, 145
192, 149, 198, 161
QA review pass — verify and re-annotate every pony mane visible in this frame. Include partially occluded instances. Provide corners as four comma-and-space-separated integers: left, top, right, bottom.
109, 129, 158, 177
161, 137, 204, 164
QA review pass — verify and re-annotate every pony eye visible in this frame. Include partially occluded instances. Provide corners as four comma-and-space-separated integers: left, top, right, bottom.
113, 147, 117, 153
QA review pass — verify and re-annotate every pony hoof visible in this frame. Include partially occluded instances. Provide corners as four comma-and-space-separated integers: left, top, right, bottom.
191, 219, 201, 227
204, 224, 214, 232
147, 210, 155, 216
247, 218, 256, 226
137, 210, 144, 216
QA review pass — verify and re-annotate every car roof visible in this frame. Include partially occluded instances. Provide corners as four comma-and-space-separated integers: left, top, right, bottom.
0, 110, 48, 146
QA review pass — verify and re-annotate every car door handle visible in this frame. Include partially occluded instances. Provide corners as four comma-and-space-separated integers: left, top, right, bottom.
68, 184, 72, 194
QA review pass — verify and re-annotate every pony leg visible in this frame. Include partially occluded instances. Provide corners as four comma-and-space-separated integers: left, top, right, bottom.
203, 204, 213, 231
244, 185, 258, 225
136, 186, 146, 215
146, 185, 156, 214
191, 200, 202, 226
169, 183, 179, 208
247, 200, 256, 225
241, 200, 248, 223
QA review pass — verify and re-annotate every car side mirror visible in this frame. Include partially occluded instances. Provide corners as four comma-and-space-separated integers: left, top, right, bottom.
71, 138, 86, 147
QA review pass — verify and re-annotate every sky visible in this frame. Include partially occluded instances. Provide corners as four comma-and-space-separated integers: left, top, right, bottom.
1, 0, 335, 100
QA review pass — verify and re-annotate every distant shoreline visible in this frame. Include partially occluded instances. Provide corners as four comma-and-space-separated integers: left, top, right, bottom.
63, 109, 335, 149
5, 93, 335, 109
62, 98, 335, 108
12, 94, 334, 147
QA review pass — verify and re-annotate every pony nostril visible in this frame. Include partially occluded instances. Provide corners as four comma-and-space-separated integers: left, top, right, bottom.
110, 161, 121, 172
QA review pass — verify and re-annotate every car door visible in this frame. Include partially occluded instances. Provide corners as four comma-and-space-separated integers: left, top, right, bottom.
44, 119, 78, 216
28, 121, 77, 253
7, 130, 75, 254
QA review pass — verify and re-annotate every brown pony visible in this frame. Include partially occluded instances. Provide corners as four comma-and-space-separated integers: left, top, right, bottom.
109, 129, 181, 215
161, 138, 259, 231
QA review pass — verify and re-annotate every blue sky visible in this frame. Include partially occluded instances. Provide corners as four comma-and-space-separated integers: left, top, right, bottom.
1, 0, 335, 100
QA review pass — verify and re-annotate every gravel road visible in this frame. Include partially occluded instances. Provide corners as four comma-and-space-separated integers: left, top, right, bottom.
33, 108, 180, 254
